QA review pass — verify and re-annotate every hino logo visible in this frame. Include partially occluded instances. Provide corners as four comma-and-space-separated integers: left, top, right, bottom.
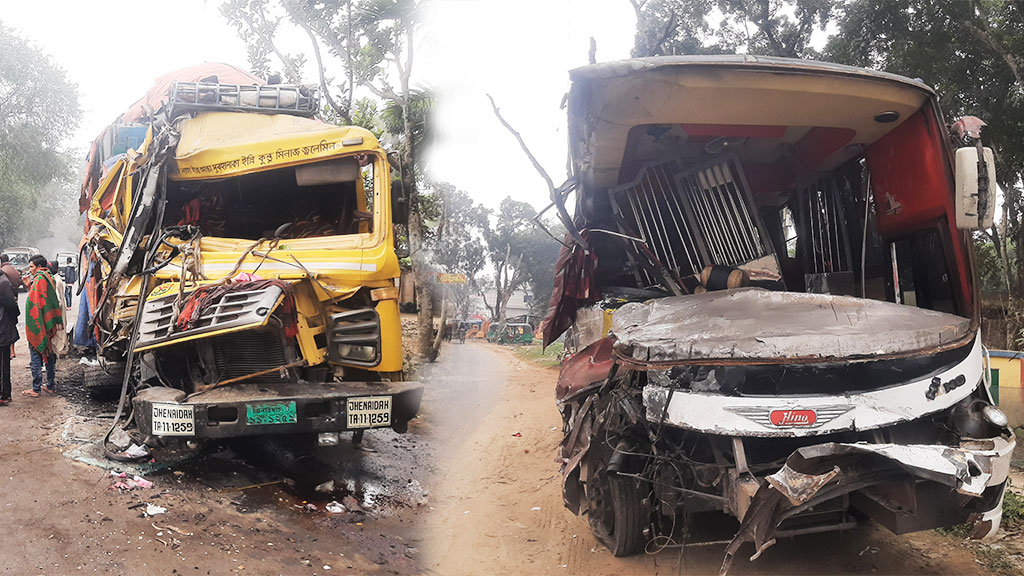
769, 409, 817, 427
726, 405, 852, 429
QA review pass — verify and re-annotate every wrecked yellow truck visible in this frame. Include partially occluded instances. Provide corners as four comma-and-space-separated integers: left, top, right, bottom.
78, 64, 420, 449
543, 56, 1014, 572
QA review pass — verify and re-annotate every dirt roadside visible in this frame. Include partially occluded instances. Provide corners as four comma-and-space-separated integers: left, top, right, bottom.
422, 342, 1003, 576
0, 343, 427, 575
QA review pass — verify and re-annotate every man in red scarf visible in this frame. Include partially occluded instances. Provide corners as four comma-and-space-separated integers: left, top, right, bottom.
22, 255, 62, 397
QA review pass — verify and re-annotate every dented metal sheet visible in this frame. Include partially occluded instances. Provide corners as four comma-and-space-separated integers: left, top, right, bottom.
612, 288, 970, 363
766, 465, 840, 506
790, 440, 1012, 497
721, 437, 1014, 575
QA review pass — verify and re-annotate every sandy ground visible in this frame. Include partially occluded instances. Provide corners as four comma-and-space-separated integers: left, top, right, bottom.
0, 336, 431, 575
422, 341, 1010, 576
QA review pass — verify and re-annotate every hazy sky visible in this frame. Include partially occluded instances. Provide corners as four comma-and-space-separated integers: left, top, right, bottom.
422, 0, 635, 211
3, 0, 636, 213
3, 1, 252, 158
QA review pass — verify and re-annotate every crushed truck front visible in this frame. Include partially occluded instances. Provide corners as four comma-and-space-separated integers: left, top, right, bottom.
545, 56, 1013, 571
79, 70, 420, 447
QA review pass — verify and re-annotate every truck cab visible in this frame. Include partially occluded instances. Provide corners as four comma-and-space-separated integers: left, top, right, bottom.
79, 65, 421, 448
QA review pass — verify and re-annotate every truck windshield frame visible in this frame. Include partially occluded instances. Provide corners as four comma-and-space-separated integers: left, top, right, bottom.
163, 151, 388, 250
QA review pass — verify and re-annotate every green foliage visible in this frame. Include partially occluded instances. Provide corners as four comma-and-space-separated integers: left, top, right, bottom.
975, 233, 1014, 291
514, 341, 565, 368
221, 0, 308, 83
382, 88, 433, 155
430, 182, 488, 278
521, 220, 564, 315
1003, 488, 1024, 530
350, 0, 422, 90
482, 198, 564, 318
425, 182, 489, 318
349, 97, 385, 139
827, 0, 1024, 316
629, 0, 836, 58
0, 23, 81, 247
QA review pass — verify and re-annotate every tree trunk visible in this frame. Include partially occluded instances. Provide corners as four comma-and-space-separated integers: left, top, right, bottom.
407, 195, 434, 359
396, 86, 435, 360
429, 289, 447, 362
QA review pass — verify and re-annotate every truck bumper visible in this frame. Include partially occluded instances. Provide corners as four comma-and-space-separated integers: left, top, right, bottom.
132, 381, 423, 440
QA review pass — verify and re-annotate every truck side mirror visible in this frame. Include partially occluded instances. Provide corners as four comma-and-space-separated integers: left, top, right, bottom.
954, 146, 996, 229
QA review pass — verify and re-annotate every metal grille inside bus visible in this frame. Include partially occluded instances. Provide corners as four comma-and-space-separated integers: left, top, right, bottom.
610, 157, 770, 288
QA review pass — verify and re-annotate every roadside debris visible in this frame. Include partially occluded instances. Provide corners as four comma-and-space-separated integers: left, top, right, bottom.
108, 428, 132, 450
123, 444, 149, 459
325, 501, 346, 514
341, 495, 365, 513
151, 521, 193, 536
108, 471, 154, 492
144, 503, 167, 516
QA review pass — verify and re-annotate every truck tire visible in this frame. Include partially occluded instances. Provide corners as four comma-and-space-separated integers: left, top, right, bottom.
83, 361, 125, 391
585, 445, 647, 556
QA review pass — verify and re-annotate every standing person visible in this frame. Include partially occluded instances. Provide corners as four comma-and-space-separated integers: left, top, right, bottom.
22, 255, 62, 397
0, 271, 18, 405
1, 254, 19, 360
62, 257, 74, 308
0, 254, 21, 288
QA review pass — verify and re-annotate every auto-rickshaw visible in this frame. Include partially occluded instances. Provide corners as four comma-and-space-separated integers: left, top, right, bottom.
497, 323, 534, 345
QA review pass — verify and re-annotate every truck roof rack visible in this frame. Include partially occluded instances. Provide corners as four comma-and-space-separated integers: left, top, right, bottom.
168, 81, 320, 118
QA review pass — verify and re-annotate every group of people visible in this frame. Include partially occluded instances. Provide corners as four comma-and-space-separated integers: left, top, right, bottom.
0, 254, 71, 405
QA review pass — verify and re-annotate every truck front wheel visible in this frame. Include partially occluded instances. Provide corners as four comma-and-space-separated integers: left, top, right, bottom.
585, 444, 647, 556
83, 361, 126, 394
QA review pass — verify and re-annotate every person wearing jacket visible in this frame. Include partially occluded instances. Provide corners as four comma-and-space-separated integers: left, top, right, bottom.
0, 254, 21, 288
0, 254, 21, 360
0, 272, 19, 405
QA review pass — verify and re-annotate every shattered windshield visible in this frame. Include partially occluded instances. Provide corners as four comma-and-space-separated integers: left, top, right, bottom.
164, 154, 378, 240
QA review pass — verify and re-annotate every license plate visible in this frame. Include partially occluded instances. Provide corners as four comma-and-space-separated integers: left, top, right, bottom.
151, 403, 195, 436
246, 401, 297, 425
347, 396, 392, 429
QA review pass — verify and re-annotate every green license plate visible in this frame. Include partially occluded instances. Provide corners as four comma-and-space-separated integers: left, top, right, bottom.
246, 401, 298, 425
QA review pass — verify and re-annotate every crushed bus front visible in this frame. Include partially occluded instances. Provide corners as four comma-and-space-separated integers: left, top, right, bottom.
544, 56, 1012, 571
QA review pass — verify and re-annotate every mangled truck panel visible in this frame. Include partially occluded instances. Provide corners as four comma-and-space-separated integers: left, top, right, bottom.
543, 56, 1011, 571
79, 63, 421, 448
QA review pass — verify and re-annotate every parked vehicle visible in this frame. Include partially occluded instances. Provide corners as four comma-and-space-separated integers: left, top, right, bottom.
78, 64, 421, 449
55, 251, 78, 271
544, 56, 1012, 571
497, 323, 534, 345
2, 246, 38, 290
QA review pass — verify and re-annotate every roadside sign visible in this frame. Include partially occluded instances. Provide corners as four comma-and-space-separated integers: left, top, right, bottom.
436, 273, 468, 284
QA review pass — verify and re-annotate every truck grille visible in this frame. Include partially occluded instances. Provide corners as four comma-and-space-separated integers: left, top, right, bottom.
327, 308, 381, 367
211, 330, 288, 383
136, 285, 284, 350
